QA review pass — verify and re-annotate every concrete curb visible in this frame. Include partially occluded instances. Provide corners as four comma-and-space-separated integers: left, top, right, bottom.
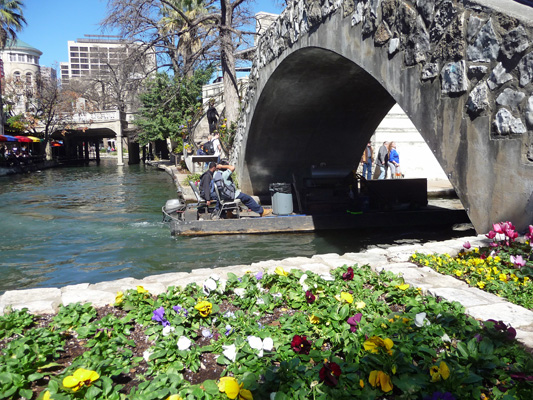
2, 234, 533, 350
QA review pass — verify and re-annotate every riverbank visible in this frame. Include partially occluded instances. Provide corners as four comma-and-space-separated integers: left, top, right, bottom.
1, 234, 533, 351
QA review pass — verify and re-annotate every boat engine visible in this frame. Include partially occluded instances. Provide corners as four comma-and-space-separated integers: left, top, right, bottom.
162, 198, 187, 221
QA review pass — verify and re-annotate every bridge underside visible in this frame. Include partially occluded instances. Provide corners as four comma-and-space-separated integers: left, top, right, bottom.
244, 48, 395, 195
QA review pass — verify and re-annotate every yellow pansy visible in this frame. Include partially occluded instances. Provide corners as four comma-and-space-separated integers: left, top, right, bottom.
355, 301, 366, 309
363, 336, 394, 355
239, 388, 253, 400
309, 315, 320, 324
195, 301, 213, 317
43, 392, 52, 400
137, 286, 149, 294
335, 292, 353, 303
63, 368, 100, 392
166, 395, 183, 400
218, 376, 240, 399
359, 379, 365, 388
430, 361, 450, 382
274, 266, 289, 276
368, 370, 393, 392
396, 283, 409, 290
477, 281, 486, 289
115, 291, 124, 305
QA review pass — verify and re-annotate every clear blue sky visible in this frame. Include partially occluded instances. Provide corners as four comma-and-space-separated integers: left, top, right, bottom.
18, 0, 284, 68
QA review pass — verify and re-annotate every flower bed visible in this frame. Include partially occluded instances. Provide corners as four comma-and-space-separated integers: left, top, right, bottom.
411, 222, 533, 311
1, 263, 533, 400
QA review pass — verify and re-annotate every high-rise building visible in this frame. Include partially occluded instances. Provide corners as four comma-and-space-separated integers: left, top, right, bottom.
60, 35, 156, 82
60, 35, 156, 112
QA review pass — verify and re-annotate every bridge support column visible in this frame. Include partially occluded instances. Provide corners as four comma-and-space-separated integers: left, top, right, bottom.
95, 141, 100, 165
115, 121, 124, 166
84, 141, 89, 165
128, 139, 140, 165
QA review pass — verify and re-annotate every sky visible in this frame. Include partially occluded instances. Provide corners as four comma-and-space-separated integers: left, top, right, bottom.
18, 0, 284, 68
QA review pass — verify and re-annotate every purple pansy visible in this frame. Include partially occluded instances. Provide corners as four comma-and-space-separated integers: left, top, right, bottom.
173, 305, 188, 317
347, 313, 363, 333
152, 306, 170, 327
255, 271, 263, 280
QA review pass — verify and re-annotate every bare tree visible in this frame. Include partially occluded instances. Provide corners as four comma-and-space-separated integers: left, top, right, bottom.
103, 0, 256, 125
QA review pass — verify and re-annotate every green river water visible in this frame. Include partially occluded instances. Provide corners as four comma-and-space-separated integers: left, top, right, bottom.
0, 159, 470, 294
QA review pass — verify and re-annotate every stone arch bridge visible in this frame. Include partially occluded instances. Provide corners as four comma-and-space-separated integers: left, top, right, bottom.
230, 0, 533, 233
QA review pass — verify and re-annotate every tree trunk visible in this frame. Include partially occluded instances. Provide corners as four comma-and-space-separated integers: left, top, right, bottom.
220, 0, 239, 125
45, 140, 52, 161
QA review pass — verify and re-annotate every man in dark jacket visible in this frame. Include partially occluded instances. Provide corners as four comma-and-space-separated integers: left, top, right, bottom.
207, 102, 219, 134
376, 141, 389, 180
199, 162, 218, 206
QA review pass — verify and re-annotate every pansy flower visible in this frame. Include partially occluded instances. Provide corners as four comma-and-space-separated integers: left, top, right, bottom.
152, 306, 170, 327
305, 290, 316, 304
364, 336, 394, 355
62, 368, 100, 392
430, 361, 450, 382
222, 344, 237, 362
274, 266, 289, 276
319, 361, 342, 386
335, 292, 353, 303
195, 300, 213, 317
166, 395, 183, 400
247, 336, 273, 357
136, 286, 149, 294
347, 313, 362, 333
309, 315, 320, 324
368, 370, 393, 392
114, 291, 124, 305
218, 376, 253, 399
342, 267, 354, 281
291, 335, 311, 355
173, 305, 188, 317
177, 336, 192, 351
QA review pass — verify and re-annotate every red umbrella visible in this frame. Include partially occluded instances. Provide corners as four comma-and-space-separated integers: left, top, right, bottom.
14, 136, 33, 143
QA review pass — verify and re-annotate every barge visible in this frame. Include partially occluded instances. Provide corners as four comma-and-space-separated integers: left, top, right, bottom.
162, 171, 470, 236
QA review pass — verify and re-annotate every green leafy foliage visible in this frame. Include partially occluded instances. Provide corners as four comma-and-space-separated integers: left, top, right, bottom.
1, 264, 533, 399
135, 67, 214, 147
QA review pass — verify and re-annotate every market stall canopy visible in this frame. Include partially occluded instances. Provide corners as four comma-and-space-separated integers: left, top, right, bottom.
51, 140, 63, 147
26, 136, 41, 142
0, 135, 17, 142
14, 136, 33, 143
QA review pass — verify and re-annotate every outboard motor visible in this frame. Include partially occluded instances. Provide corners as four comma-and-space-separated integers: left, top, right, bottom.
162, 198, 187, 221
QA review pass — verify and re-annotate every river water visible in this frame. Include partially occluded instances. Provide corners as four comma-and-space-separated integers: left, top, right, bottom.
0, 159, 472, 294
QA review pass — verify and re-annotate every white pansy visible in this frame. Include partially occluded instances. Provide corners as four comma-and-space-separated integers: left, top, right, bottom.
299, 273, 309, 291
203, 278, 217, 295
257, 283, 266, 293
162, 325, 175, 336
414, 312, 430, 327
234, 288, 246, 298
222, 343, 237, 362
210, 273, 221, 281
320, 273, 335, 281
271, 292, 282, 298
177, 336, 192, 351
257, 298, 265, 305
247, 335, 274, 357
143, 349, 153, 362
441, 333, 451, 343
218, 278, 227, 293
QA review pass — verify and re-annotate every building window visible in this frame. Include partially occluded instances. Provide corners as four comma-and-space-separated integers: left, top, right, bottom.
9, 53, 15, 62
25, 72, 32, 84
71, 47, 79, 51
17, 54, 24, 62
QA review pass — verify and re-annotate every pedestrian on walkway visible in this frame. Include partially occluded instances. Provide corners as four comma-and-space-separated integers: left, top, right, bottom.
376, 141, 389, 179
360, 142, 373, 180
388, 141, 400, 179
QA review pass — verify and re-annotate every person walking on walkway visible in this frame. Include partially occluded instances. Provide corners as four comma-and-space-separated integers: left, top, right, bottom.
207, 101, 219, 134
376, 141, 389, 179
388, 141, 400, 179
360, 142, 373, 180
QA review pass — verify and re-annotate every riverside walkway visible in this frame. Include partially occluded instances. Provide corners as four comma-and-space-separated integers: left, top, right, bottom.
1, 234, 533, 350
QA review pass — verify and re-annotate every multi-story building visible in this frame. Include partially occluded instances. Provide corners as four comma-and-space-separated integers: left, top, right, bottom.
60, 35, 156, 113
0, 39, 53, 114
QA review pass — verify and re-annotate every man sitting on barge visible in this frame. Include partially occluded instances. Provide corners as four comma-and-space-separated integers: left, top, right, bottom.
199, 162, 217, 208
214, 161, 273, 217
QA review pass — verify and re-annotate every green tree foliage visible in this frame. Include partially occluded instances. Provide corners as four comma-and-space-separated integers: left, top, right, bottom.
135, 66, 213, 147
0, 0, 26, 49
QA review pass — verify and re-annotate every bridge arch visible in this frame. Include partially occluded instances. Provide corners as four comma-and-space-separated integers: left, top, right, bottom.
233, 0, 533, 233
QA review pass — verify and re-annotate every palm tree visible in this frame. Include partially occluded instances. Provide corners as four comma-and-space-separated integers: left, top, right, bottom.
0, 0, 26, 49
0, 0, 26, 134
